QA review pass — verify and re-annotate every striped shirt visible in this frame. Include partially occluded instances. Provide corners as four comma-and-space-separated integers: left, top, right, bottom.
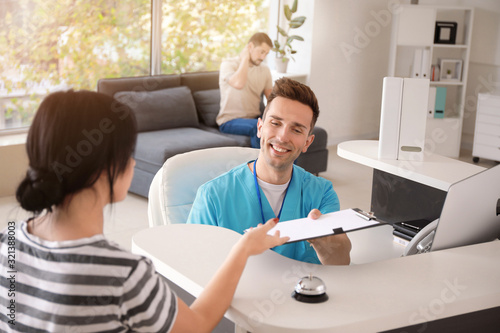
0, 221, 177, 332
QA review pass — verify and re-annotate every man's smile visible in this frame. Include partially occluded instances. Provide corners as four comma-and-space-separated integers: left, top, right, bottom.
270, 142, 292, 154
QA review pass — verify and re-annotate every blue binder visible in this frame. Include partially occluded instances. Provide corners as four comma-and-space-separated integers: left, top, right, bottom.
434, 87, 447, 119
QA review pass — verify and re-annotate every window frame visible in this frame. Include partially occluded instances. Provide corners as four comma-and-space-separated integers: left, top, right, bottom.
0, 0, 270, 135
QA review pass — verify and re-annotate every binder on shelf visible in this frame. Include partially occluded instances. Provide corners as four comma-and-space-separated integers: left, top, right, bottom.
434, 87, 447, 119
421, 49, 431, 79
410, 48, 431, 79
378, 77, 429, 161
378, 77, 403, 160
398, 78, 429, 160
430, 65, 440, 82
411, 48, 423, 78
428, 86, 436, 118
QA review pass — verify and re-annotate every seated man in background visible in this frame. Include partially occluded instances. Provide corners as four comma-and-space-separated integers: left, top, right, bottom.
188, 78, 351, 265
217, 32, 273, 148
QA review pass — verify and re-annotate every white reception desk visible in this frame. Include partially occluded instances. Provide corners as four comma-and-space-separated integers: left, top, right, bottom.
337, 140, 486, 224
337, 140, 485, 191
132, 224, 500, 333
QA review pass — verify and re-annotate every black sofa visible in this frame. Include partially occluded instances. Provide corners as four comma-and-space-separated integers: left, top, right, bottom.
97, 71, 329, 197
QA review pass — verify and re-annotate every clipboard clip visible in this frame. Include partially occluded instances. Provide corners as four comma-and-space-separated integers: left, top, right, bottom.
353, 208, 376, 221
332, 227, 345, 235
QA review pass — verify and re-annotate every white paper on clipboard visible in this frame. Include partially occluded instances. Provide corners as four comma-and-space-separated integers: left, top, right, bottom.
266, 208, 381, 243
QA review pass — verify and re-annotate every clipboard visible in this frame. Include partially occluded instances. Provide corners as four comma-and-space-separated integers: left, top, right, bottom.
265, 208, 383, 243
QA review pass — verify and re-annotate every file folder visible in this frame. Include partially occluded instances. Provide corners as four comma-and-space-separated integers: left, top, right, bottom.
411, 48, 423, 78
398, 78, 429, 160
435, 87, 447, 118
421, 49, 431, 79
378, 77, 429, 161
378, 77, 403, 160
428, 86, 436, 118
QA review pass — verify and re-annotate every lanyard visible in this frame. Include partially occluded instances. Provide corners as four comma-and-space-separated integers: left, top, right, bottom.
253, 159, 293, 223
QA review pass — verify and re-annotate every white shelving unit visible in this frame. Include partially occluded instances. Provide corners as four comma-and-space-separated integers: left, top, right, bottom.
473, 93, 500, 163
388, 5, 474, 158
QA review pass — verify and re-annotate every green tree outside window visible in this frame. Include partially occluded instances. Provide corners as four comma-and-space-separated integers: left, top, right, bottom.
0, 0, 269, 130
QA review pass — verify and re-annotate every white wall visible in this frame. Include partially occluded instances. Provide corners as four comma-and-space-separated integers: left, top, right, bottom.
299, 0, 500, 147
309, 0, 397, 145
462, 7, 500, 149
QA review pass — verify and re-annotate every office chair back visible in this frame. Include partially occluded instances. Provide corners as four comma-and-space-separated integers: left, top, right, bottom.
148, 147, 259, 226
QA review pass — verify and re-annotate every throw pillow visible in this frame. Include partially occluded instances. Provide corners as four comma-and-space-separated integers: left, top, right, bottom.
115, 86, 199, 132
192, 89, 220, 128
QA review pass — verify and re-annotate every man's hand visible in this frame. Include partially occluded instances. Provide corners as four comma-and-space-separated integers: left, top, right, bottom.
228, 44, 251, 89
307, 209, 352, 265
239, 44, 251, 64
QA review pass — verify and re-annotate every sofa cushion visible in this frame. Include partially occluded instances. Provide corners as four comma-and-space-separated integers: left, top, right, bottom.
115, 86, 199, 132
133, 127, 241, 174
192, 89, 220, 128
201, 125, 251, 147
309, 126, 328, 152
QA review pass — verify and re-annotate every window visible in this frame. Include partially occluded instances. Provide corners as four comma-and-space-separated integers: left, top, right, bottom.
0, 0, 151, 131
161, 0, 269, 74
0, 0, 269, 132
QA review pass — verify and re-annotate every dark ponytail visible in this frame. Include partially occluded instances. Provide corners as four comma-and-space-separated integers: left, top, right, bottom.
16, 168, 65, 214
16, 89, 137, 215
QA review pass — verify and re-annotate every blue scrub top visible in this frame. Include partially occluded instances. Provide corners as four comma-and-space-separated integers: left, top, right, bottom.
187, 162, 340, 264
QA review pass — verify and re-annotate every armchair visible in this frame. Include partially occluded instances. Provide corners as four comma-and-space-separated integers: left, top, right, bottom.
148, 147, 259, 227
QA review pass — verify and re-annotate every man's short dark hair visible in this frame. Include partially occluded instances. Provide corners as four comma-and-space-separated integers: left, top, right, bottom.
249, 32, 273, 48
264, 77, 320, 132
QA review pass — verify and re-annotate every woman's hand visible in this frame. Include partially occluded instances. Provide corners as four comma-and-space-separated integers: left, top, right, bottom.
237, 218, 289, 257
172, 218, 288, 333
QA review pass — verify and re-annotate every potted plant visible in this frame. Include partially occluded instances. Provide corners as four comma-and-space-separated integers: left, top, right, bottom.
273, 0, 306, 73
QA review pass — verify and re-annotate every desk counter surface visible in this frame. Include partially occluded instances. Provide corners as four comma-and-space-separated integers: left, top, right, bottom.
337, 140, 485, 191
132, 224, 500, 333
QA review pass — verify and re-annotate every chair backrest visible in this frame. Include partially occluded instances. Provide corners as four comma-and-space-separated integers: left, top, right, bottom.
148, 147, 260, 227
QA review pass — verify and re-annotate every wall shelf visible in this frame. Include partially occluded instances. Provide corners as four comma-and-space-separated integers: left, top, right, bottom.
430, 81, 464, 86
433, 44, 468, 49
388, 5, 474, 158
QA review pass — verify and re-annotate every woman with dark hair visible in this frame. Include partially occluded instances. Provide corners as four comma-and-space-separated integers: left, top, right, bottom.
0, 90, 288, 332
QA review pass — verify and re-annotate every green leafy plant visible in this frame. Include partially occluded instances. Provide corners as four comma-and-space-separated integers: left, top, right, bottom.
272, 0, 306, 62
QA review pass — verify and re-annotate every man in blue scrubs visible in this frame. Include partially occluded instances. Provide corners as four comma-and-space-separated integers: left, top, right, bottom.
187, 78, 351, 265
